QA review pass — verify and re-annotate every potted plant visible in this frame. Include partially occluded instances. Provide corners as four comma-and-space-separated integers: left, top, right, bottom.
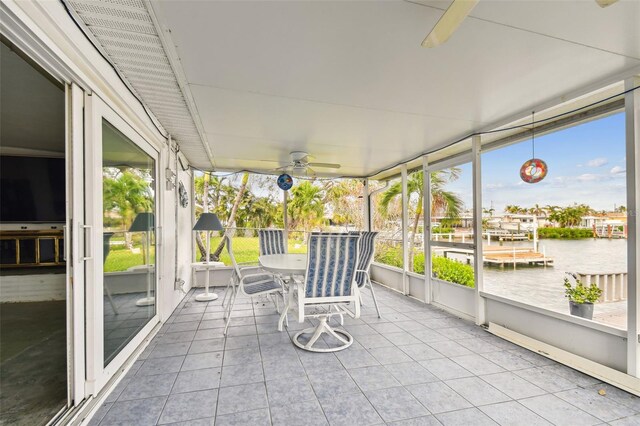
563, 273, 602, 320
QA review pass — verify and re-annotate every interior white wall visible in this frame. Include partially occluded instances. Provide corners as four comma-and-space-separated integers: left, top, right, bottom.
0, 274, 65, 302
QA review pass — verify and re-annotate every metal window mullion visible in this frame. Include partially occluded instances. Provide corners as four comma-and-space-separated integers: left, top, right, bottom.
625, 77, 640, 377
401, 165, 409, 295
363, 179, 370, 232
423, 156, 432, 303
472, 135, 486, 326
283, 190, 289, 243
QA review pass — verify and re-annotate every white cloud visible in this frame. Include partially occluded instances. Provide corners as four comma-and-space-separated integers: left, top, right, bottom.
586, 157, 608, 167
610, 166, 625, 175
577, 174, 598, 182
485, 183, 505, 190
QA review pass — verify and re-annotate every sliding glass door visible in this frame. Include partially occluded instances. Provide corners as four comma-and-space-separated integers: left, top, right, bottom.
85, 95, 159, 391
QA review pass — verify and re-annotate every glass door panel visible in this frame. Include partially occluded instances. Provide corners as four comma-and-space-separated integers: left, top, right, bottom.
102, 119, 157, 366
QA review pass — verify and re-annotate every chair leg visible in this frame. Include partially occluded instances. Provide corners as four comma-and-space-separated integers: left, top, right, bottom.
368, 278, 382, 318
223, 289, 237, 336
221, 280, 233, 308
292, 316, 354, 352
278, 288, 292, 331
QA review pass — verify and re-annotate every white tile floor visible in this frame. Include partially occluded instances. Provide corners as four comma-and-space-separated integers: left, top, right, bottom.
89, 284, 640, 425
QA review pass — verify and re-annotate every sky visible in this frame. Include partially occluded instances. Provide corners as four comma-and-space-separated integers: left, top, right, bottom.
444, 112, 626, 213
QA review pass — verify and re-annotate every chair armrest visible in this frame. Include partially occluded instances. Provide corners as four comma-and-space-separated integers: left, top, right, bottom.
239, 265, 264, 274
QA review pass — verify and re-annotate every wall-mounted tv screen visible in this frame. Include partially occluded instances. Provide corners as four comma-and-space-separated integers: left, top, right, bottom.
0, 156, 65, 223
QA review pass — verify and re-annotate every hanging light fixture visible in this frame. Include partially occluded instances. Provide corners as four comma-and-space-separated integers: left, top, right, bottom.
520, 112, 548, 184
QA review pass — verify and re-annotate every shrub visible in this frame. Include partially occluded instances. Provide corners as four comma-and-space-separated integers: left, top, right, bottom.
374, 245, 474, 288
538, 227, 593, 239
431, 227, 453, 234
432, 256, 475, 288
374, 244, 403, 268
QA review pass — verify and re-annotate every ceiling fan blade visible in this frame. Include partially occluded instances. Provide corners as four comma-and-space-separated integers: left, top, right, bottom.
421, 0, 479, 48
275, 165, 292, 172
308, 162, 341, 169
595, 0, 618, 7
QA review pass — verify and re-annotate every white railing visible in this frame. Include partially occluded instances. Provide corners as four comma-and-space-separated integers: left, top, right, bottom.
575, 272, 628, 303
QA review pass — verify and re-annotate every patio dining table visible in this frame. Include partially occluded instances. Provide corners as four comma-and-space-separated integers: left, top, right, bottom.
258, 253, 307, 275
258, 254, 307, 331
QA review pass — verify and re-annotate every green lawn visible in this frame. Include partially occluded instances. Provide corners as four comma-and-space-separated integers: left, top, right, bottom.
103, 236, 307, 272
104, 249, 147, 272
208, 236, 307, 265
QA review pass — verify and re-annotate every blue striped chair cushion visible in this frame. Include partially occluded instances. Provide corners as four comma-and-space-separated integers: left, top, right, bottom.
304, 234, 359, 298
259, 229, 286, 255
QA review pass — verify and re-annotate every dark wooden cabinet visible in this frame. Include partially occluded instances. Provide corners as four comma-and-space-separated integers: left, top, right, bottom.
0, 230, 65, 267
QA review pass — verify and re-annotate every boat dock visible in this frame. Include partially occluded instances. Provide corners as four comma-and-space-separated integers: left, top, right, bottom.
435, 245, 553, 268
484, 230, 530, 242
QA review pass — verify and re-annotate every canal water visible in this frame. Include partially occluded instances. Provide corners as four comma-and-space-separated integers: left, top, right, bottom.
480, 238, 627, 325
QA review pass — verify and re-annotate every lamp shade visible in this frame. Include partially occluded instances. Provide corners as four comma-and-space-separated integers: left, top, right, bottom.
193, 213, 224, 231
129, 212, 155, 232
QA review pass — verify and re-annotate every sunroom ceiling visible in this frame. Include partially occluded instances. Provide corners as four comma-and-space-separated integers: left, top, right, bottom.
72, 0, 640, 177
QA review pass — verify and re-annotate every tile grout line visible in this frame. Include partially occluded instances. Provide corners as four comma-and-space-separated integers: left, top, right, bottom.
154, 289, 194, 425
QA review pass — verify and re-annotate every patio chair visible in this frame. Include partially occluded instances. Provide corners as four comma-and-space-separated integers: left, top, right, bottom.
223, 235, 285, 335
258, 229, 287, 255
350, 231, 382, 318
290, 233, 361, 352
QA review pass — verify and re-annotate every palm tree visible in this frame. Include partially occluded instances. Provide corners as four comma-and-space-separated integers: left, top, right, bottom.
244, 196, 280, 231
211, 172, 250, 260
103, 168, 154, 248
288, 181, 325, 239
103, 169, 153, 228
379, 169, 462, 271
324, 179, 365, 229
548, 204, 593, 228
483, 207, 495, 217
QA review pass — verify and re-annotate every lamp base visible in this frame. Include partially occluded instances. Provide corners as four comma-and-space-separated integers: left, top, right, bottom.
136, 296, 155, 307
195, 292, 218, 302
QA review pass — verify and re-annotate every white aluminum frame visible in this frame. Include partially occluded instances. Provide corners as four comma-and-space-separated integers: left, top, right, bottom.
401, 164, 409, 295
422, 156, 432, 303
84, 93, 161, 393
625, 77, 640, 377
472, 135, 486, 326
68, 82, 86, 405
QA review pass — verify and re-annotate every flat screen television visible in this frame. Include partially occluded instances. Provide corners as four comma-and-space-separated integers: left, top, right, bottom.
0, 155, 66, 223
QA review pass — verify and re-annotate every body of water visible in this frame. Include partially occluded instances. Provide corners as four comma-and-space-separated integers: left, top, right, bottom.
480, 238, 627, 326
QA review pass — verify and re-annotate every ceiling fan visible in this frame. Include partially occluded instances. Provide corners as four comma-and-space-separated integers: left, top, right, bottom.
422, 0, 619, 48
275, 151, 341, 176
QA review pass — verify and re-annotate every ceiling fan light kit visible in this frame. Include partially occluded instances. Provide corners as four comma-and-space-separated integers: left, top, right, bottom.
274, 151, 341, 176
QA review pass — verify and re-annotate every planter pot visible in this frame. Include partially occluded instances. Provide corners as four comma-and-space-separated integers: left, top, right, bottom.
569, 301, 594, 320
